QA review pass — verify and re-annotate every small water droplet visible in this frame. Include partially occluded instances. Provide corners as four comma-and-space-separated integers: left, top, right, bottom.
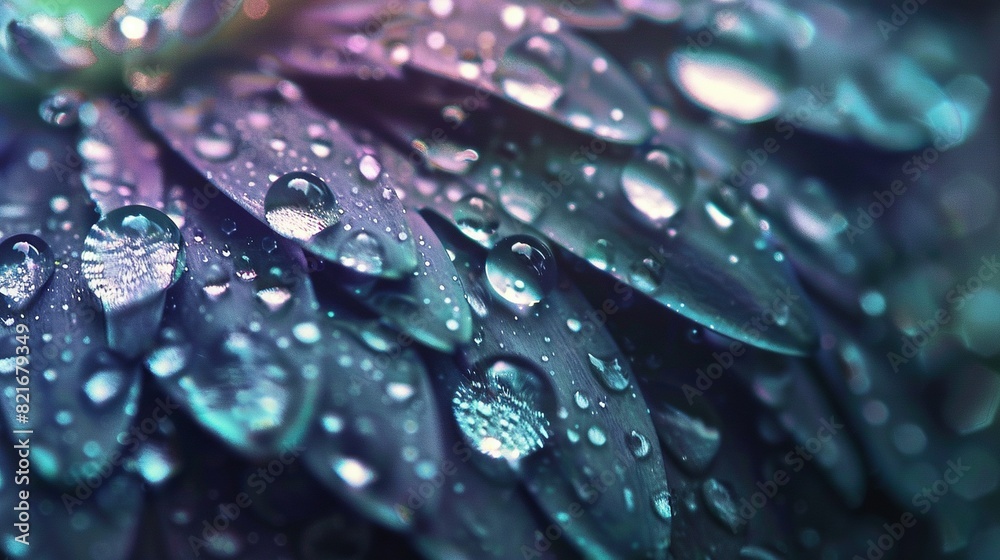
585, 238, 613, 271
82, 356, 129, 406
452, 359, 552, 461
587, 425, 607, 446
145, 328, 189, 378
292, 322, 321, 344
626, 430, 651, 458
587, 353, 629, 392
358, 154, 382, 181
332, 457, 377, 488
652, 489, 673, 521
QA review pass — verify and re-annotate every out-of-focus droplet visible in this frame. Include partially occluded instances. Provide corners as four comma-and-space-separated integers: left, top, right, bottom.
652, 405, 721, 474
702, 478, 742, 533
82, 355, 129, 407
453, 194, 500, 246
337, 231, 385, 276
39, 90, 83, 127
358, 154, 382, 181
668, 7, 795, 122
194, 120, 239, 162
495, 34, 570, 111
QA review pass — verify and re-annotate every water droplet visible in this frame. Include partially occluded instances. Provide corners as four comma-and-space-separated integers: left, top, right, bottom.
620, 148, 693, 223
145, 328, 189, 378
587, 425, 607, 446
574, 391, 590, 409
453, 194, 500, 246
194, 120, 238, 162
82, 357, 129, 407
0, 234, 54, 312
668, 7, 794, 122
653, 406, 721, 474
255, 286, 293, 312
585, 238, 613, 271
39, 90, 83, 127
386, 382, 416, 403
81, 206, 185, 311
310, 139, 332, 158
702, 478, 742, 533
132, 442, 179, 485
292, 322, 321, 344
337, 231, 385, 275
485, 235, 556, 306
220, 218, 237, 235
358, 154, 382, 181
626, 430, 651, 458
587, 353, 629, 392
628, 256, 664, 294
264, 172, 341, 241
333, 457, 377, 488
452, 359, 552, 462
495, 34, 569, 111
652, 489, 673, 521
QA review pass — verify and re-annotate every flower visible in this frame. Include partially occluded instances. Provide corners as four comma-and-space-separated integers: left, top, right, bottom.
0, 0, 998, 559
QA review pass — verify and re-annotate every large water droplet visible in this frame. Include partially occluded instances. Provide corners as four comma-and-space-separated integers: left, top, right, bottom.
668, 8, 795, 122
620, 148, 693, 224
485, 235, 556, 306
0, 234, 54, 312
81, 206, 184, 311
264, 172, 342, 242
495, 34, 570, 111
452, 359, 552, 462
587, 353, 630, 392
